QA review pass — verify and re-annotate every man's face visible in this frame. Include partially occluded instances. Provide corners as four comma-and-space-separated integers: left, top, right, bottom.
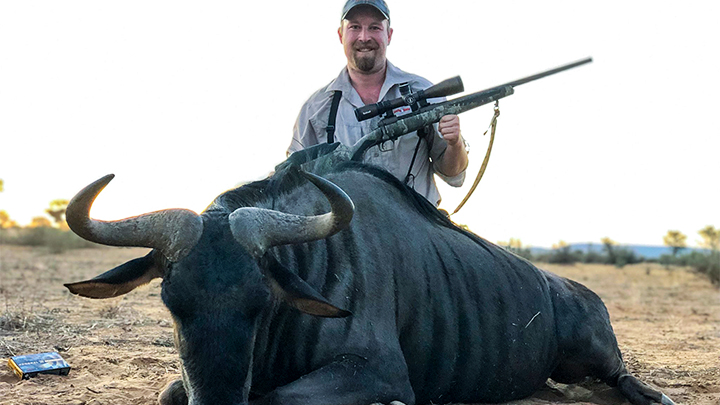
338, 6, 393, 74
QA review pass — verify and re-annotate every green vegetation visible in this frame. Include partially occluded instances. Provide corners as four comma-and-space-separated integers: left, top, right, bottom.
658, 226, 719, 285
499, 227, 718, 285
497, 238, 533, 260
0, 226, 95, 253
0, 198, 95, 253
540, 240, 641, 267
499, 238, 642, 267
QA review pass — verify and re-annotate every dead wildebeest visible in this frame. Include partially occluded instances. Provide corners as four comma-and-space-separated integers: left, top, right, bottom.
64, 150, 674, 405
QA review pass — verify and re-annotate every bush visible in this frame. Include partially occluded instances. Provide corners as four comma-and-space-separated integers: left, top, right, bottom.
675, 250, 720, 285
497, 239, 534, 261
534, 247, 582, 264
533, 245, 643, 267
610, 246, 643, 268
502, 246, 534, 261
581, 250, 605, 264
0, 227, 96, 253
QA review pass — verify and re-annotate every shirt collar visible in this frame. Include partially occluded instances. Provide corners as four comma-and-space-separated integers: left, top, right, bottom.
380, 60, 407, 99
327, 60, 406, 106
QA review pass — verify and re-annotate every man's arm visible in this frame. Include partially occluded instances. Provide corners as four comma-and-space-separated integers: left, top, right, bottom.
434, 114, 468, 177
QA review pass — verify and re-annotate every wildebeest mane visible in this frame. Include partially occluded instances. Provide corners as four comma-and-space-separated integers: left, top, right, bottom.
209, 149, 510, 261
207, 144, 340, 212
333, 161, 453, 228
335, 161, 515, 258
209, 155, 451, 230
207, 170, 297, 213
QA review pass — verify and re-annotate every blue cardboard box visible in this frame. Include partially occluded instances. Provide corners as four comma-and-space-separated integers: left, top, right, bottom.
8, 352, 71, 379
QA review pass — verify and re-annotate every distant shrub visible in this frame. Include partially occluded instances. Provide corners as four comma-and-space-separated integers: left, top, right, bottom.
512, 248, 534, 261
534, 247, 582, 264
659, 253, 677, 268
674, 250, 720, 285
708, 259, 720, 285
532, 243, 644, 267
610, 246, 643, 268
497, 238, 534, 261
695, 225, 720, 285
581, 250, 605, 264
0, 227, 96, 253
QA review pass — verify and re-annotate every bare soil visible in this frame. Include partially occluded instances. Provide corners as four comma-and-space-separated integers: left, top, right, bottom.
0, 245, 718, 405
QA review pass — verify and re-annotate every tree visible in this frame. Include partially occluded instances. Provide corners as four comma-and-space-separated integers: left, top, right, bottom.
552, 240, 569, 250
697, 226, 720, 285
497, 238, 533, 260
601, 237, 617, 264
699, 225, 720, 251
499, 238, 523, 250
0, 210, 18, 229
29, 216, 53, 228
45, 199, 69, 227
548, 240, 579, 264
663, 230, 687, 257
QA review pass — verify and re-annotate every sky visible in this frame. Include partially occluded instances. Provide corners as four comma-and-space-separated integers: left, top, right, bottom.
0, 1, 718, 248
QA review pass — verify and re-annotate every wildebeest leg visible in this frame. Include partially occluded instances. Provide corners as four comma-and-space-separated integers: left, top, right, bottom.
158, 379, 188, 405
254, 354, 415, 405
616, 374, 675, 405
549, 278, 675, 405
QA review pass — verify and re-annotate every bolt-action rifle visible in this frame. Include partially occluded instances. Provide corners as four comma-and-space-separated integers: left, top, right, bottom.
349, 57, 593, 161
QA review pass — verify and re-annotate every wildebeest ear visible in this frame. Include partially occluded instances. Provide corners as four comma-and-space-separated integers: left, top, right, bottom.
262, 255, 351, 318
64, 251, 164, 299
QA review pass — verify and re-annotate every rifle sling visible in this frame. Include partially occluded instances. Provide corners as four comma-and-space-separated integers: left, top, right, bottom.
326, 91, 343, 144
453, 101, 500, 215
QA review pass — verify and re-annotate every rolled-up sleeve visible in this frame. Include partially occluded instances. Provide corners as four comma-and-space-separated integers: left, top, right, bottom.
428, 124, 466, 187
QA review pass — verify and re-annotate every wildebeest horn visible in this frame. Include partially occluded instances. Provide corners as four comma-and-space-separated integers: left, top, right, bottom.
66, 174, 204, 262
229, 171, 354, 258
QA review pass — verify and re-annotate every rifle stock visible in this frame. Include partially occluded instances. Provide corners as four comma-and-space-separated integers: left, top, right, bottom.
351, 85, 513, 161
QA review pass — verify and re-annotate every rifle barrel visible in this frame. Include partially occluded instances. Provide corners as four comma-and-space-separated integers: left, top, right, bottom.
350, 57, 593, 160
503, 57, 593, 88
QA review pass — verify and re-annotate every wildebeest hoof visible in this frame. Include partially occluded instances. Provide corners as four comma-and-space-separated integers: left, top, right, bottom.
661, 393, 676, 405
158, 379, 187, 405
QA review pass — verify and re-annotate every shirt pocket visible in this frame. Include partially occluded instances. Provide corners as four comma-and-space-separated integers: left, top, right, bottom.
309, 114, 329, 144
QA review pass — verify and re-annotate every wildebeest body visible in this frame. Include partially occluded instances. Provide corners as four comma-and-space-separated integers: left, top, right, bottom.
211, 165, 601, 403
65, 155, 672, 405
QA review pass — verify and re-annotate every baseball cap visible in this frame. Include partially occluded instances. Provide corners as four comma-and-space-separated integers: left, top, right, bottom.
341, 0, 390, 22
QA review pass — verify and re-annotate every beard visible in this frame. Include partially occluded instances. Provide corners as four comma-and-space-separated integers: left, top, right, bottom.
350, 41, 381, 72
352, 52, 377, 72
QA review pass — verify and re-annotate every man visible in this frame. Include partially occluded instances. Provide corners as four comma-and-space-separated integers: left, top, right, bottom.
289, 0, 468, 206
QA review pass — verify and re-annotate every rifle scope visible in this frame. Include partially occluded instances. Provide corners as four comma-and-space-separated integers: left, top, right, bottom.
354, 76, 464, 122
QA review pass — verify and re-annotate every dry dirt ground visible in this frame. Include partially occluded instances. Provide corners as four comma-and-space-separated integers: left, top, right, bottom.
0, 245, 718, 405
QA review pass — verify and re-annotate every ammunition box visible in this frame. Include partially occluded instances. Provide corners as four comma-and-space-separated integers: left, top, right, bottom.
8, 352, 71, 379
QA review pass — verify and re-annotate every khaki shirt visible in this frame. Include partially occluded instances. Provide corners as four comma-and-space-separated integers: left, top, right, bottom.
289, 61, 466, 206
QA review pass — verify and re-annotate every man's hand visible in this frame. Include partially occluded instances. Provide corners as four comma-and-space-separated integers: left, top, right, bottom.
438, 114, 462, 145
435, 114, 468, 178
